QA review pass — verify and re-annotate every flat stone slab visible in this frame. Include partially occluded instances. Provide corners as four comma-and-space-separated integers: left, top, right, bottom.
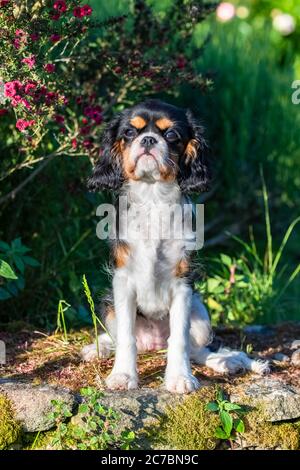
0, 379, 77, 432
230, 377, 300, 422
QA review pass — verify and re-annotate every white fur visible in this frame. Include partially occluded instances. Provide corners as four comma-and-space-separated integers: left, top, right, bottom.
81, 179, 270, 392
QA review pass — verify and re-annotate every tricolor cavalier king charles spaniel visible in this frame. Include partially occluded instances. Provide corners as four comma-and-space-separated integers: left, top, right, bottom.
81, 99, 269, 393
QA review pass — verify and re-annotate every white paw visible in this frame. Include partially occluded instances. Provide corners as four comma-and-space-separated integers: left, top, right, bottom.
165, 374, 200, 394
80, 343, 111, 362
105, 372, 138, 391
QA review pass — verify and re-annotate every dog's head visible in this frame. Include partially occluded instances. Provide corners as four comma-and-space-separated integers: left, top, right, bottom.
88, 99, 211, 193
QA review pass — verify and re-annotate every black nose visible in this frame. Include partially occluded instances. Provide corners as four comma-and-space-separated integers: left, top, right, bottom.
140, 135, 157, 149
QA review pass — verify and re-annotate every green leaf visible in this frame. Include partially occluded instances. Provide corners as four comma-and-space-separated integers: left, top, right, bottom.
214, 426, 229, 440
23, 256, 40, 267
220, 410, 233, 436
0, 259, 18, 279
0, 287, 11, 300
216, 388, 226, 402
205, 401, 219, 412
0, 241, 10, 252
234, 418, 245, 434
224, 402, 242, 412
13, 255, 25, 274
207, 278, 221, 293
78, 403, 89, 414
220, 253, 232, 267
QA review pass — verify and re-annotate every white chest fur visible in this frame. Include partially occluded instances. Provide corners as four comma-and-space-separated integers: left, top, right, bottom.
118, 181, 192, 318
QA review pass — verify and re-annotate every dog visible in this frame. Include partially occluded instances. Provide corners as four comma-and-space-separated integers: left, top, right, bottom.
81, 99, 269, 393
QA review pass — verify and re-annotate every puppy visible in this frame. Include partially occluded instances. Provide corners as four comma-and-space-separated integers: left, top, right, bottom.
81, 99, 269, 393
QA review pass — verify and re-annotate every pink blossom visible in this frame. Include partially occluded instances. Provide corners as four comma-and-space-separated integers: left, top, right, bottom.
4, 81, 23, 98
15, 29, 26, 36
50, 33, 61, 43
0, 109, 8, 116
16, 119, 35, 132
73, 6, 84, 18
50, 12, 61, 20
71, 138, 77, 149
84, 105, 103, 124
82, 5, 93, 16
30, 33, 39, 41
45, 91, 57, 105
176, 55, 187, 69
83, 139, 93, 149
53, 0, 67, 13
13, 39, 21, 49
21, 55, 36, 69
21, 98, 31, 110
0, 0, 10, 7
24, 81, 37, 95
44, 63, 55, 73
76, 96, 83, 105
216, 2, 235, 23
11, 95, 22, 106
55, 114, 64, 124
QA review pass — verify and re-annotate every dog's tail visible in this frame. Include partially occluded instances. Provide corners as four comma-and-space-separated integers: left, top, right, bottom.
191, 346, 270, 375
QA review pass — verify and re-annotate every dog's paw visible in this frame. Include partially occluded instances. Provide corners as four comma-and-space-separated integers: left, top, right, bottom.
80, 343, 111, 362
165, 374, 200, 394
106, 372, 138, 391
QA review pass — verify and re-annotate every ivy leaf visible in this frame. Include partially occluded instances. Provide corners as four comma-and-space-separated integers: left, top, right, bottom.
220, 410, 233, 436
0, 259, 18, 279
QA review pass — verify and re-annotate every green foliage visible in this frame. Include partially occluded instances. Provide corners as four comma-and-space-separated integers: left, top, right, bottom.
56, 299, 71, 343
0, 238, 38, 301
205, 388, 246, 441
48, 387, 136, 450
197, 180, 300, 325
0, 394, 22, 450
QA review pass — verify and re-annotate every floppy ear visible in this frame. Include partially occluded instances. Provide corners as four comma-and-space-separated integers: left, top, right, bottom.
87, 113, 124, 191
178, 110, 211, 194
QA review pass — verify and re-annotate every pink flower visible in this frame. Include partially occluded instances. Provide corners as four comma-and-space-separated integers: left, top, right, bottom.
50, 33, 61, 42
0, 0, 10, 7
21, 55, 36, 69
11, 95, 22, 106
50, 12, 61, 20
44, 63, 55, 73
45, 91, 57, 105
24, 81, 37, 95
216, 2, 235, 23
13, 39, 21, 49
71, 138, 77, 149
55, 114, 64, 124
76, 96, 83, 105
176, 55, 187, 69
0, 109, 8, 116
83, 139, 93, 149
73, 6, 84, 18
53, 0, 67, 13
30, 33, 39, 41
15, 29, 26, 36
21, 98, 31, 110
4, 81, 23, 98
59, 126, 66, 133
84, 105, 103, 124
82, 5, 92, 16
16, 119, 35, 132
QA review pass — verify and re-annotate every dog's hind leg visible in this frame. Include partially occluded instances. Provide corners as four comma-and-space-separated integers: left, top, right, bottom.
80, 332, 115, 362
190, 347, 270, 375
189, 293, 270, 375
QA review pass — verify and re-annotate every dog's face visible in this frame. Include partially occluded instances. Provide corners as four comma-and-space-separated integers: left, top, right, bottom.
88, 99, 210, 193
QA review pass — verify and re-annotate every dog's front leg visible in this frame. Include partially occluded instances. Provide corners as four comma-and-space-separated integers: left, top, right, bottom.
165, 284, 200, 394
106, 270, 138, 390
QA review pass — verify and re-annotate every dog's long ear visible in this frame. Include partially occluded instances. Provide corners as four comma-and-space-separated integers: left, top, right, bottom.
87, 113, 124, 191
178, 110, 211, 194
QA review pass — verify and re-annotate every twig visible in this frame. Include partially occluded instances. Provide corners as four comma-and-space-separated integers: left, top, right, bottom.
0, 147, 66, 205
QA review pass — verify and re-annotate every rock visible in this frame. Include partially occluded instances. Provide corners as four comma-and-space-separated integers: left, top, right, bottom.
291, 349, 300, 367
0, 379, 77, 432
272, 353, 290, 363
243, 325, 274, 336
291, 340, 300, 350
91, 388, 183, 447
231, 377, 300, 422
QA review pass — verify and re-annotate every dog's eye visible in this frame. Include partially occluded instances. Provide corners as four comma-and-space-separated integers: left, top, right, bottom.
124, 128, 137, 139
165, 129, 180, 142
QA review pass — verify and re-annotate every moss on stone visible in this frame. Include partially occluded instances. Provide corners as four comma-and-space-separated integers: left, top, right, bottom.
0, 394, 21, 449
153, 386, 219, 450
243, 408, 300, 450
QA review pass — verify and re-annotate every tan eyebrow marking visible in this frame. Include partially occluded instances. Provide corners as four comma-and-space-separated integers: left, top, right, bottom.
130, 116, 147, 129
155, 117, 173, 130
